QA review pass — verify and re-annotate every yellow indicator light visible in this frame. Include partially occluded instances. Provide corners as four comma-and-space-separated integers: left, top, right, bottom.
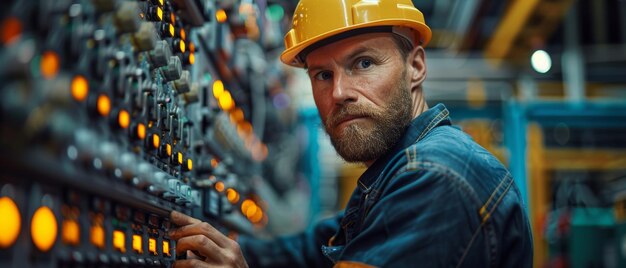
168, 24, 175, 37
71, 75, 89, 102
218, 91, 234, 111
118, 109, 130, 129
187, 159, 193, 171
216, 9, 227, 23
180, 29, 186, 40
61, 220, 79, 246
31, 206, 57, 252
113, 230, 126, 253
177, 152, 183, 165
41, 51, 60, 79
189, 52, 195, 65
170, 13, 176, 24
158, 0, 164, 6
148, 237, 157, 255
0, 197, 21, 248
90, 225, 104, 249
137, 123, 146, 140
215, 181, 225, 193
166, 144, 172, 156
179, 40, 186, 53
226, 189, 239, 204
152, 134, 160, 149
163, 240, 171, 256
156, 7, 163, 21
212, 80, 224, 99
97, 94, 111, 117
132, 234, 143, 253
1, 17, 22, 45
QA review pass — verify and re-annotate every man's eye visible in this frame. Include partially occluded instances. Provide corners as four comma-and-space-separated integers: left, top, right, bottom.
314, 71, 333, 81
355, 59, 373, 69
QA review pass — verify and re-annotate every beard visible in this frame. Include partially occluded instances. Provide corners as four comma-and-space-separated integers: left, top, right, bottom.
323, 74, 414, 163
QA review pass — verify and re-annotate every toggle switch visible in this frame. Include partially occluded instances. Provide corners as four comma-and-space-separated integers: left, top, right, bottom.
148, 40, 172, 68
132, 23, 158, 52
114, 2, 141, 34
161, 56, 181, 82
174, 70, 190, 94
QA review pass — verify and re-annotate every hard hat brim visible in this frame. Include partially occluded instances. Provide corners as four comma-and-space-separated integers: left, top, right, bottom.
280, 19, 432, 68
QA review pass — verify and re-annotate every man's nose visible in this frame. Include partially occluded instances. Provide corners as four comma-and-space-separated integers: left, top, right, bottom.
331, 71, 357, 105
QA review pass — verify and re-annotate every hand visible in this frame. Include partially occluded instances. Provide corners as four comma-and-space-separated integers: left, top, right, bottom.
169, 210, 248, 268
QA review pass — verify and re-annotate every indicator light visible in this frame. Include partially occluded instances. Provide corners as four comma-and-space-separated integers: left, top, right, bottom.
163, 240, 171, 256
152, 134, 160, 149
90, 225, 104, 249
218, 91, 234, 111
118, 109, 130, 129
215, 182, 225, 192
31, 206, 57, 252
188, 52, 195, 65
230, 108, 244, 123
177, 152, 183, 165
113, 230, 126, 253
245, 203, 258, 218
226, 189, 239, 204
156, 7, 163, 21
216, 9, 227, 23
71, 75, 89, 102
189, 42, 195, 53
170, 13, 176, 24
137, 123, 146, 140
132, 234, 143, 253
250, 209, 263, 223
1, 17, 22, 44
0, 197, 21, 248
241, 200, 254, 215
186, 159, 193, 171
166, 143, 172, 156
97, 94, 111, 117
41, 51, 60, 79
148, 237, 157, 255
61, 219, 80, 246
211, 158, 219, 168
212, 80, 224, 99
168, 24, 175, 37
179, 29, 186, 40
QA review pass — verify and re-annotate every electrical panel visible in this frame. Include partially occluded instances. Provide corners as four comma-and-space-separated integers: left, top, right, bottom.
0, 0, 269, 267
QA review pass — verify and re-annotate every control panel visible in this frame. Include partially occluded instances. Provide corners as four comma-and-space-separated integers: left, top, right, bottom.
1, 0, 269, 267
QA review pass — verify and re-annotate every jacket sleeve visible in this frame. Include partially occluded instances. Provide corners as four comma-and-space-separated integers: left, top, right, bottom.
338, 168, 489, 267
239, 213, 342, 268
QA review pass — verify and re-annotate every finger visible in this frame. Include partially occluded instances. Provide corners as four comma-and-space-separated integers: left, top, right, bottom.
169, 222, 230, 247
173, 259, 211, 268
170, 210, 202, 226
175, 234, 225, 263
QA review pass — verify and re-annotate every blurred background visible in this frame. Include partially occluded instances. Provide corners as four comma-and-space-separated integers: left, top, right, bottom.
1, 0, 626, 267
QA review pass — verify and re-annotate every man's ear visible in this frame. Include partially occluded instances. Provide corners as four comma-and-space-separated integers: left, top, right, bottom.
407, 46, 426, 90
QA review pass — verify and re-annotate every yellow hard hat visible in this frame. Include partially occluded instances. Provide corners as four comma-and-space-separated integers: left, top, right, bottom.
280, 0, 432, 67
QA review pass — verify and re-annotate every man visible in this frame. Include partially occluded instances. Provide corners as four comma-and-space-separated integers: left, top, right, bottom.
169, 0, 533, 267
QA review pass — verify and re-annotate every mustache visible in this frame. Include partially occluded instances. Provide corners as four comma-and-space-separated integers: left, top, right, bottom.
325, 104, 380, 129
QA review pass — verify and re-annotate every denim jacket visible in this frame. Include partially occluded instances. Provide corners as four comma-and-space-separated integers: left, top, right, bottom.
240, 104, 533, 267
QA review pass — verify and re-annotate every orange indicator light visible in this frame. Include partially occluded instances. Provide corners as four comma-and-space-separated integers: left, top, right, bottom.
113, 230, 126, 253
1, 17, 22, 44
71, 75, 89, 102
189, 53, 195, 65
215, 182, 225, 192
41, 51, 60, 79
118, 109, 130, 129
97, 94, 111, 117
152, 134, 160, 149
137, 123, 146, 140
31, 206, 57, 252
0, 197, 21, 248
90, 225, 104, 249
166, 144, 172, 156
216, 9, 227, 23
61, 219, 80, 246
132, 234, 143, 253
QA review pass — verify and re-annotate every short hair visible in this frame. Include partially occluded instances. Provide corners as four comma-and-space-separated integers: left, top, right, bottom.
390, 33, 415, 60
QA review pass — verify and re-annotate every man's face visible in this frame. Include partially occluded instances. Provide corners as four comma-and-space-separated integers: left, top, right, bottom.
305, 33, 415, 163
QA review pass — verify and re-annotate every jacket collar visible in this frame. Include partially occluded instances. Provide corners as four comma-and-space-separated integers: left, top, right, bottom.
357, 103, 451, 191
